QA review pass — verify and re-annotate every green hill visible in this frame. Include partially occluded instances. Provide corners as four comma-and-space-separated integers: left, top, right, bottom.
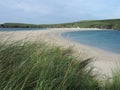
70, 19, 120, 29
0, 19, 120, 30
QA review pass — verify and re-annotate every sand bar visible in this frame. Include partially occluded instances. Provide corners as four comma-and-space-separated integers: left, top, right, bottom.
0, 28, 120, 78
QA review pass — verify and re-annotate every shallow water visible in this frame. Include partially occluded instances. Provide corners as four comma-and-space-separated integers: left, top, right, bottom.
0, 28, 47, 32
62, 30, 120, 54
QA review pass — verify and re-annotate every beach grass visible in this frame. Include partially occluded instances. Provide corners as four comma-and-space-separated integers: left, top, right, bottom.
103, 69, 120, 90
0, 41, 120, 90
0, 41, 100, 90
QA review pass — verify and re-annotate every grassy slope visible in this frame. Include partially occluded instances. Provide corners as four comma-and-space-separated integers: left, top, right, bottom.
71, 19, 120, 29
0, 19, 120, 30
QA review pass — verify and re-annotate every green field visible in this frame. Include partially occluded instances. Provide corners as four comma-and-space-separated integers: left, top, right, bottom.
0, 41, 120, 90
0, 19, 120, 30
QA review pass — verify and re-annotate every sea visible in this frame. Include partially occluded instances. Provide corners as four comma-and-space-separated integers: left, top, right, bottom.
62, 30, 120, 54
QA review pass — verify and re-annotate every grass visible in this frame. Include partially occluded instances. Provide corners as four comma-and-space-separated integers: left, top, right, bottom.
0, 41, 99, 90
103, 69, 120, 90
0, 41, 120, 90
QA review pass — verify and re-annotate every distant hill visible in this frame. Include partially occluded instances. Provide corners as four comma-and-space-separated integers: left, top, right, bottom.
69, 19, 120, 30
0, 19, 120, 30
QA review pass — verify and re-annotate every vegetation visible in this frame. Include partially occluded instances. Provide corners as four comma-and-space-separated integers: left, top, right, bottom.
103, 70, 120, 90
0, 41, 99, 90
71, 19, 120, 30
0, 41, 120, 90
0, 19, 120, 30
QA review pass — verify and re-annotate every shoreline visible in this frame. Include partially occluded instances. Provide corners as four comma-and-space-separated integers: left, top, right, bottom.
0, 28, 120, 77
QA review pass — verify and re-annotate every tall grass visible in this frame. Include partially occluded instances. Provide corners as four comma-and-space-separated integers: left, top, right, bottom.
0, 42, 99, 90
103, 69, 120, 90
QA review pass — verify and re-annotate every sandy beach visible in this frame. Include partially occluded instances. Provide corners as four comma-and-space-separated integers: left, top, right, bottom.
0, 28, 120, 78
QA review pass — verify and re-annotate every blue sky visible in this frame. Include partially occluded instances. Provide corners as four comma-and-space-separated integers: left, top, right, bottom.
0, 0, 120, 24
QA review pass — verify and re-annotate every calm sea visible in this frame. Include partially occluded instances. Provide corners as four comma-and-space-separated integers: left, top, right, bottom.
62, 30, 120, 54
0, 28, 47, 31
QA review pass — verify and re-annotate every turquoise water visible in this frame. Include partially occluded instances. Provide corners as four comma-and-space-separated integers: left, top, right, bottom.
0, 28, 47, 31
62, 30, 120, 54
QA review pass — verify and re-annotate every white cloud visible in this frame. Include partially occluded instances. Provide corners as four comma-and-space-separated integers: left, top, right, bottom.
0, 0, 53, 15
16, 3, 53, 14
0, 0, 120, 24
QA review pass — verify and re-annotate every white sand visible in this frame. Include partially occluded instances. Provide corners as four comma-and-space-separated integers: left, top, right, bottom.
0, 28, 120, 78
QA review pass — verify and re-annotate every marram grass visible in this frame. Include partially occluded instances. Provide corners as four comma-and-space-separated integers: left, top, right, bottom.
0, 42, 99, 90
103, 69, 120, 90
0, 41, 120, 90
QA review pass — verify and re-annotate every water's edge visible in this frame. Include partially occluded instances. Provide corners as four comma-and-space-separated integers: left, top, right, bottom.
62, 30, 120, 54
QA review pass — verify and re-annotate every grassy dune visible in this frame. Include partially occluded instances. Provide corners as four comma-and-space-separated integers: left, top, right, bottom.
0, 42, 99, 90
0, 41, 120, 90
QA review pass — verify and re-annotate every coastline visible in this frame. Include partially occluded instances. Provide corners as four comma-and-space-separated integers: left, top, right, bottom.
0, 28, 120, 77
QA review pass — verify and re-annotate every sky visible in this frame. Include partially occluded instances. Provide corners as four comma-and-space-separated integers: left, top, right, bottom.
0, 0, 120, 24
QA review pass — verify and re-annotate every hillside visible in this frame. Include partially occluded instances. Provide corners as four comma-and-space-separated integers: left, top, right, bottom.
0, 19, 120, 30
70, 19, 120, 30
